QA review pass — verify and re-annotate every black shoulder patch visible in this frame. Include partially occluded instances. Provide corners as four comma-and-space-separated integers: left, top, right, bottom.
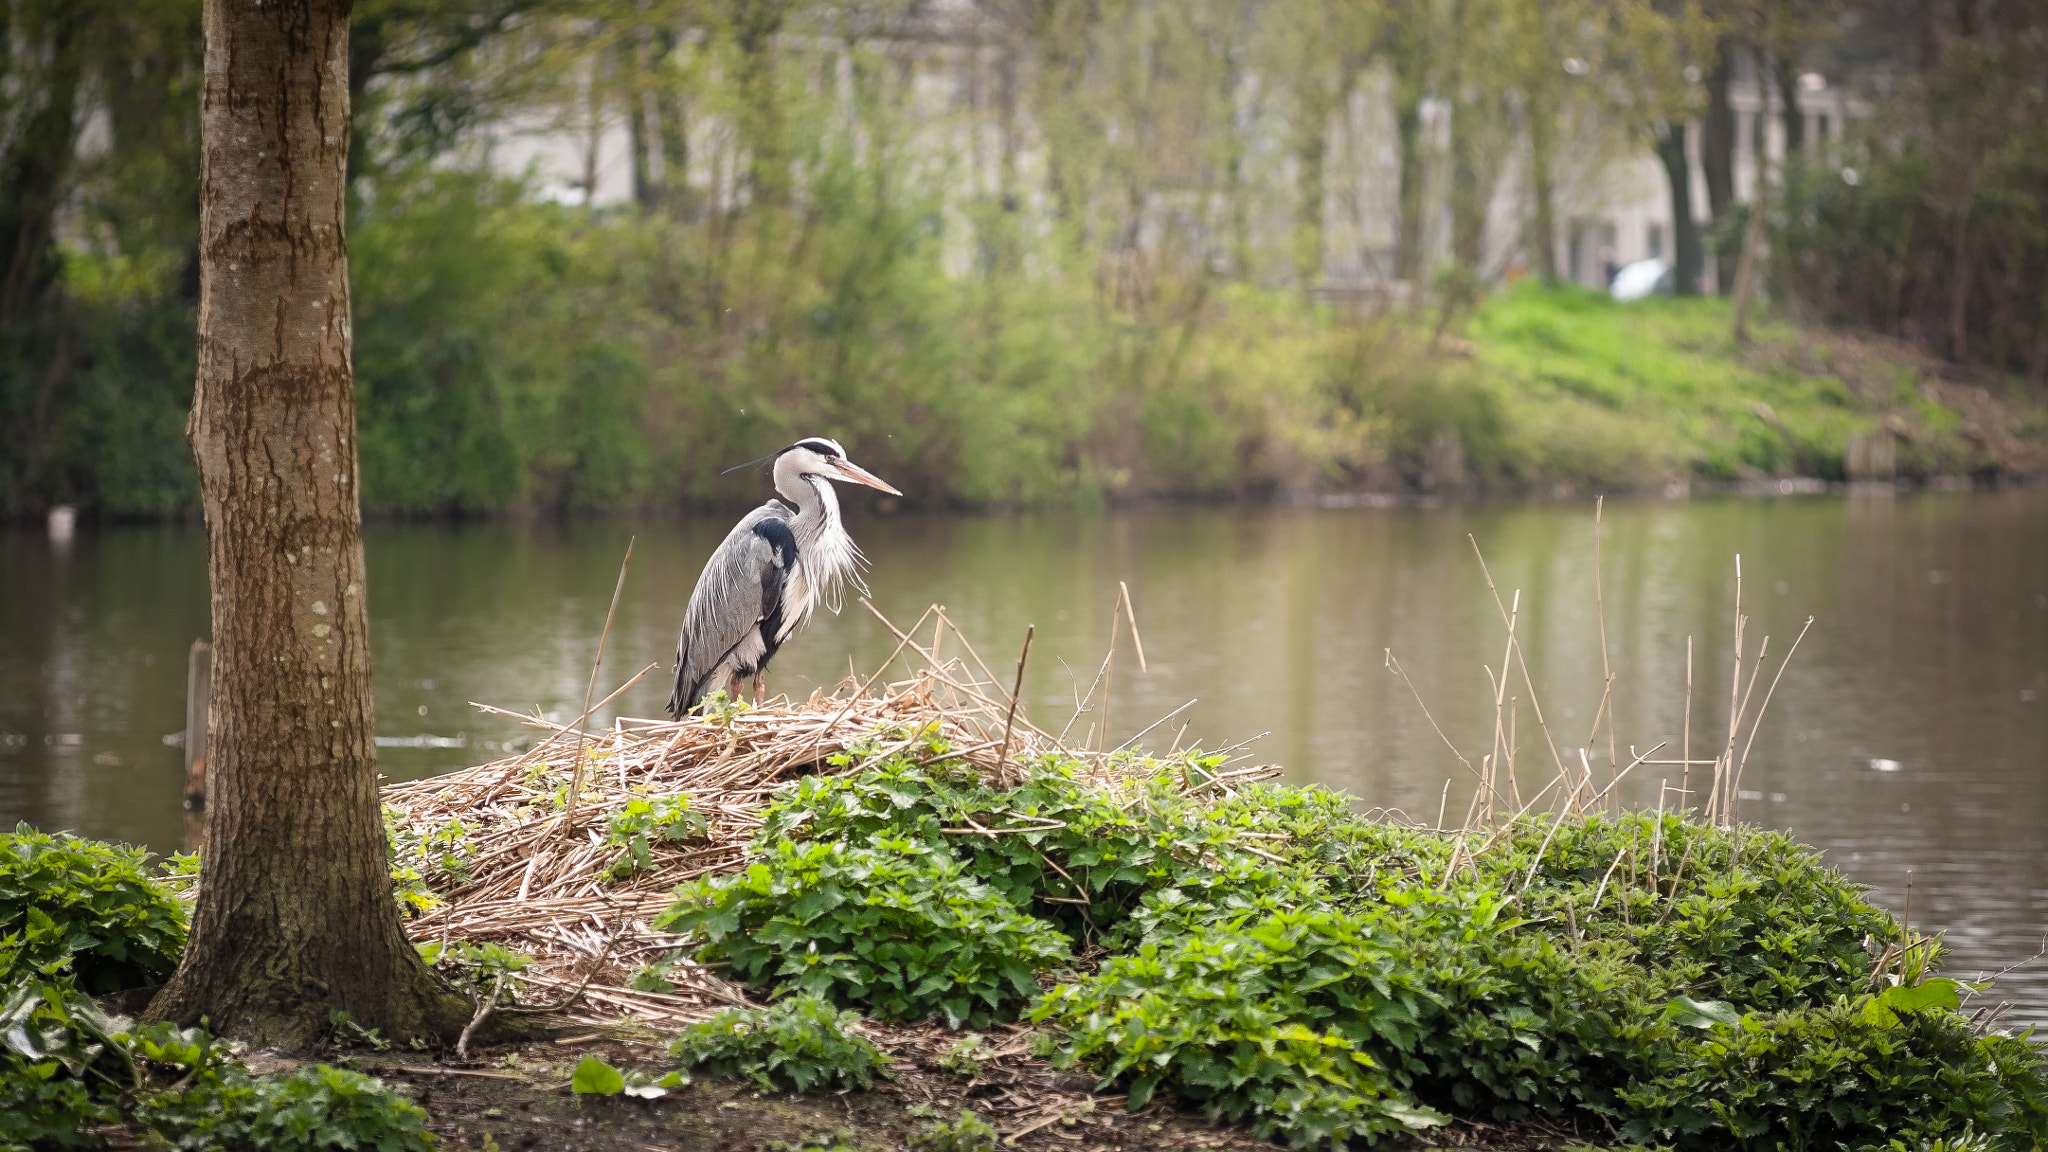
752, 517, 798, 567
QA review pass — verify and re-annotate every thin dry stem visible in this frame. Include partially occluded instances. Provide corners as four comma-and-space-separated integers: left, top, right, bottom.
1729, 615, 1816, 806
564, 537, 635, 839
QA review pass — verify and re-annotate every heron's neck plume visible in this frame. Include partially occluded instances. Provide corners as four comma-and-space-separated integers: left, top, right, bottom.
774, 460, 868, 622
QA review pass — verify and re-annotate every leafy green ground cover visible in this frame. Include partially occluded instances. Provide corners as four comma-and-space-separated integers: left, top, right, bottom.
6, 740, 2046, 1150
646, 746, 2048, 1150
1, 827, 435, 1151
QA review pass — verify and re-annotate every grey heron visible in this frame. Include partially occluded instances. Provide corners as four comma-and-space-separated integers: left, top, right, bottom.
665, 437, 902, 717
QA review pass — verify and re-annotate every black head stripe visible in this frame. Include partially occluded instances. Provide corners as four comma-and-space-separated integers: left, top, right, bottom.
790, 437, 844, 459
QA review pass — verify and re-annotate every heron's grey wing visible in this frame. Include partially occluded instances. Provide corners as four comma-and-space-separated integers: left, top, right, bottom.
668, 504, 791, 716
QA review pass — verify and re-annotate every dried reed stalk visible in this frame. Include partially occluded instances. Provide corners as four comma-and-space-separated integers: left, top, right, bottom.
563, 537, 635, 840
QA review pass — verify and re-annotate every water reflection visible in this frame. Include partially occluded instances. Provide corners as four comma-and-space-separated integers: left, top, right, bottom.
1, 492, 2044, 1023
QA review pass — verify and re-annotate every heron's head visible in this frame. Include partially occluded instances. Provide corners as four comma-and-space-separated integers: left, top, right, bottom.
780, 437, 903, 495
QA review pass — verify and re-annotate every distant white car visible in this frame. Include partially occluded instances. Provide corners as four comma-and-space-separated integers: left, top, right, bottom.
1609, 258, 1673, 302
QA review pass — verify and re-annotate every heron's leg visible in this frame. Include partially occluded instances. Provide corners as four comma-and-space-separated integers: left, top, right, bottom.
751, 671, 766, 705
724, 672, 742, 705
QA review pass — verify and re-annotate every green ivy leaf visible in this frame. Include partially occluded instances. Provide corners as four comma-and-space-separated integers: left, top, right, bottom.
571, 1054, 625, 1096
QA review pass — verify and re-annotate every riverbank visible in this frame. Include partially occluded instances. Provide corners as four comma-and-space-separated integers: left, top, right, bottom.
12, 256, 2046, 522
1455, 286, 2046, 494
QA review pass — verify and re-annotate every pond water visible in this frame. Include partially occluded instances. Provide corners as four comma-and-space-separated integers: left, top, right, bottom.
4, 492, 2045, 1026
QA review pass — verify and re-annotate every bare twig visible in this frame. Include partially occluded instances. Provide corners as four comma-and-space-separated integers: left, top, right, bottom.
996, 625, 1035, 783
1729, 615, 1816, 807
563, 538, 635, 839
456, 974, 506, 1061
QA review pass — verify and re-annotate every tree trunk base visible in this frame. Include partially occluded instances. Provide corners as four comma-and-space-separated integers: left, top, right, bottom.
146, 945, 475, 1052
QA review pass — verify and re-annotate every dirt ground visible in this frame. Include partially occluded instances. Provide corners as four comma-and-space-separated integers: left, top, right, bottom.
290, 1034, 1613, 1152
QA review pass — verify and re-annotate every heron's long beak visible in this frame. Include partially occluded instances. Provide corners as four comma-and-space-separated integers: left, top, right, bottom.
831, 458, 903, 496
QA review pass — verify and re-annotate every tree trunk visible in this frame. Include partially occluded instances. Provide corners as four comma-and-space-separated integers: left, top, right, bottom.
1730, 51, 1772, 343
733, 0, 790, 209
0, 4, 87, 328
1703, 37, 1736, 293
627, 37, 656, 211
1773, 53, 1804, 158
1393, 91, 1425, 293
1654, 123, 1700, 296
1293, 94, 1329, 292
656, 28, 692, 219
1949, 213, 1971, 362
147, 0, 471, 1050
1527, 91, 1559, 283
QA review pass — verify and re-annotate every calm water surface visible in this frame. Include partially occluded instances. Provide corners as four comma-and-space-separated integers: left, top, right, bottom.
4, 493, 2045, 1023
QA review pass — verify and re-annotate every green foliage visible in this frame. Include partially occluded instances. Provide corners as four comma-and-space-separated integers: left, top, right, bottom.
668, 993, 888, 1094
936, 1033, 988, 1078
326, 1010, 397, 1054
1484, 814, 1899, 1013
602, 795, 706, 882
352, 168, 655, 514
1616, 1000, 2048, 1150
383, 808, 480, 915
1467, 283, 1881, 485
570, 1053, 624, 1096
0, 977, 130, 1147
0, 824, 187, 995
567, 1054, 686, 1099
755, 751, 1248, 946
185, 1063, 438, 1152
416, 940, 533, 998
907, 1106, 1000, 1151
658, 834, 1070, 1028
1, 975, 433, 1152
670, 749, 2046, 1149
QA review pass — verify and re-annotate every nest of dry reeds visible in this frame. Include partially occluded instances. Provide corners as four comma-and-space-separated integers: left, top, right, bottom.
379, 602, 1135, 1037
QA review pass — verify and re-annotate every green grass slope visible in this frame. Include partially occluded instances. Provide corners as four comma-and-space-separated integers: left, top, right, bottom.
1461, 284, 2044, 488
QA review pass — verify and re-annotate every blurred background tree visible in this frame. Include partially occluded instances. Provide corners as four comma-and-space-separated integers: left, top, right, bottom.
1, 0, 2040, 518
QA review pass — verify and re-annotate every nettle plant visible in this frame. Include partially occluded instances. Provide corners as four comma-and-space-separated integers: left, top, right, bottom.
382, 807, 480, 916
659, 831, 1070, 1028
0, 824, 188, 995
754, 750, 1252, 945
668, 992, 889, 1093
3, 947, 433, 1151
656, 744, 2048, 1151
602, 795, 706, 882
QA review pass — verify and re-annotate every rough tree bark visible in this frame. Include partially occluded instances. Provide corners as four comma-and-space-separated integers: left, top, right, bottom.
146, 0, 472, 1049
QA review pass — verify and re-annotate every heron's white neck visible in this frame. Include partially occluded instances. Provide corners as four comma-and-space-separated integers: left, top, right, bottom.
772, 453, 867, 620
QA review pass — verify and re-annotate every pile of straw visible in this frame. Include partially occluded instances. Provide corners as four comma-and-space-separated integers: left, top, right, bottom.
379, 603, 1118, 1035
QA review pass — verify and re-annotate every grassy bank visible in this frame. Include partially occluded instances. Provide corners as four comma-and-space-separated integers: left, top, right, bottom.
7, 675, 2045, 1151
1464, 286, 2045, 488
